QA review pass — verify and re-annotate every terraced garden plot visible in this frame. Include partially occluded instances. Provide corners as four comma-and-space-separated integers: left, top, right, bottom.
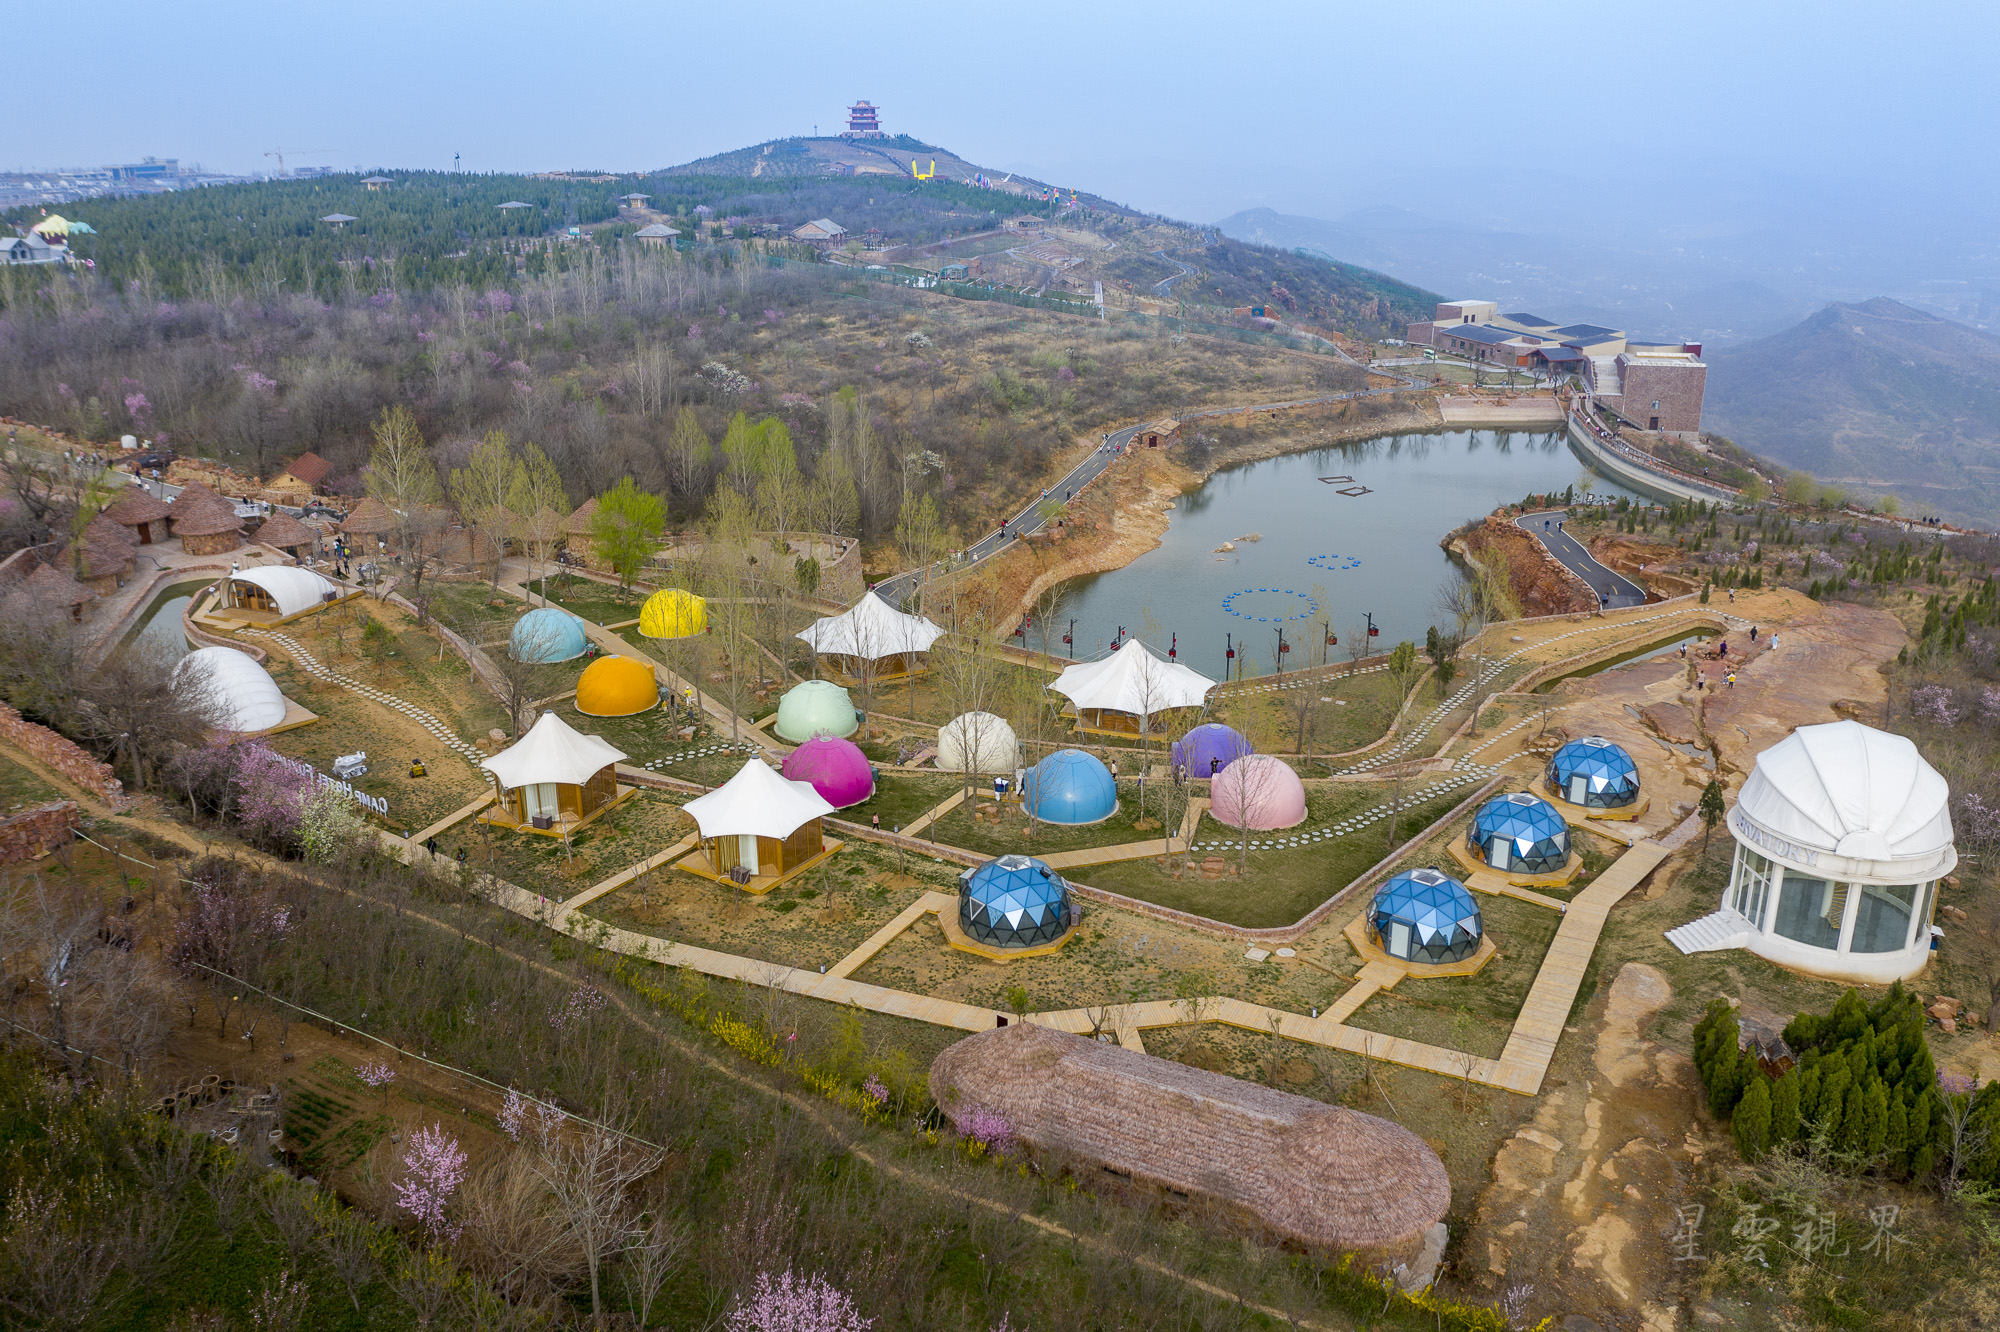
282, 1055, 393, 1176
0, 750, 60, 810
432, 792, 695, 901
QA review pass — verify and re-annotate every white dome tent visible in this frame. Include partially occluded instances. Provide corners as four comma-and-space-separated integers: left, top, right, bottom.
936, 712, 1020, 776
1666, 720, 1956, 983
220, 566, 340, 619
480, 712, 629, 835
1048, 639, 1215, 737
795, 591, 946, 684
175, 646, 290, 733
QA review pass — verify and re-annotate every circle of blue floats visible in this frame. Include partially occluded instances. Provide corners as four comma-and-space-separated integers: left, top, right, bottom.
1221, 588, 1319, 622
1306, 553, 1363, 570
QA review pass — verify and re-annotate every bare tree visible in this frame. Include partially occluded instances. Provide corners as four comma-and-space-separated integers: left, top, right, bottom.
530, 1120, 666, 1327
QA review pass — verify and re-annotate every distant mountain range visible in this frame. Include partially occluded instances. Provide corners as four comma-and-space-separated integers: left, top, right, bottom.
1217, 206, 1820, 346
1704, 298, 2000, 525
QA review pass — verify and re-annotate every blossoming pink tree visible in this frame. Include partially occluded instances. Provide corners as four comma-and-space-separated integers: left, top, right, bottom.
726, 1268, 873, 1332
395, 1123, 468, 1245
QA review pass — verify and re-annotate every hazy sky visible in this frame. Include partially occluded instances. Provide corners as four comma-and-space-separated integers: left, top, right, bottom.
17, 0, 1998, 228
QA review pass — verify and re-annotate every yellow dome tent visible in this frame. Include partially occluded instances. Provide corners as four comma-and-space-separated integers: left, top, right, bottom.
639, 588, 706, 640
575, 655, 659, 717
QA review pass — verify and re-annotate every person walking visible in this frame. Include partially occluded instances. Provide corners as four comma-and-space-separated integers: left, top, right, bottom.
1727, 671, 1736, 688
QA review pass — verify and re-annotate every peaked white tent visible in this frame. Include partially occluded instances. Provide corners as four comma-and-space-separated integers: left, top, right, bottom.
481, 713, 628, 831
684, 758, 839, 884
1048, 639, 1215, 736
795, 591, 946, 682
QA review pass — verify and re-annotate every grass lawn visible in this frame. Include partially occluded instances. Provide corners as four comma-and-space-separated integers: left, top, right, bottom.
0, 751, 59, 810
1080, 784, 1473, 928
432, 790, 695, 901
842, 774, 963, 831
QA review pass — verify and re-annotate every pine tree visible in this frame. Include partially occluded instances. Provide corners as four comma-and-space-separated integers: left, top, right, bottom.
1859, 1080, 1890, 1159
1733, 1077, 1773, 1159
1769, 1069, 1802, 1147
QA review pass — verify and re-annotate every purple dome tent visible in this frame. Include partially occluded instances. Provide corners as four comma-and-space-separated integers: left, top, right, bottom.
1173, 723, 1252, 778
780, 735, 876, 809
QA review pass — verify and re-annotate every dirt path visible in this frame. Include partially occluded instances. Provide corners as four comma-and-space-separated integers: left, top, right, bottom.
1463, 962, 1706, 1330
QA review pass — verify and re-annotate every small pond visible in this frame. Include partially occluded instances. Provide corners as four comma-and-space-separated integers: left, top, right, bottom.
116, 578, 216, 665
1053, 429, 1643, 676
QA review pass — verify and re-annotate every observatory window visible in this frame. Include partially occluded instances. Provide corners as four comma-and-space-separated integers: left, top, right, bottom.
1730, 848, 1774, 928
1850, 883, 1921, 954
1772, 874, 1841, 950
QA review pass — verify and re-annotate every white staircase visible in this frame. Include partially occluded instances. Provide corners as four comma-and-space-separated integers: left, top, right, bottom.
1589, 355, 1623, 399
1665, 908, 1756, 955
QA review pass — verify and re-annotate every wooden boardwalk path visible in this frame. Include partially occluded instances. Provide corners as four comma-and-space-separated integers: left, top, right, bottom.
561, 835, 699, 912
1464, 869, 1571, 912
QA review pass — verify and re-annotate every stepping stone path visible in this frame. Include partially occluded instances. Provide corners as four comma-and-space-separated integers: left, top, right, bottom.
243, 630, 486, 766
1192, 606, 1738, 853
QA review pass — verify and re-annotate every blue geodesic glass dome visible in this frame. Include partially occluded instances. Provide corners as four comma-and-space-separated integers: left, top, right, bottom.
1546, 736, 1640, 809
959, 854, 1074, 949
1468, 792, 1571, 874
1370, 869, 1483, 965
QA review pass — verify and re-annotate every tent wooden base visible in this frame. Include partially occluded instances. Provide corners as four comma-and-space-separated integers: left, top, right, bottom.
1342, 917, 1498, 980
1545, 783, 1650, 823
939, 908, 1082, 962
231, 696, 319, 739
193, 586, 361, 632
478, 783, 639, 837
1446, 840, 1583, 888
677, 838, 843, 895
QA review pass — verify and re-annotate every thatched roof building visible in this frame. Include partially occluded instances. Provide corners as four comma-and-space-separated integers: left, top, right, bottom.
166, 482, 244, 554
103, 487, 172, 544
72, 515, 137, 592
338, 497, 397, 538
23, 561, 95, 619
561, 496, 604, 570
928, 1023, 1450, 1253
253, 511, 318, 556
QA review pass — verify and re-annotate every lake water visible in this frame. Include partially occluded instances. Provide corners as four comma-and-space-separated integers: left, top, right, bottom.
1052, 429, 1645, 678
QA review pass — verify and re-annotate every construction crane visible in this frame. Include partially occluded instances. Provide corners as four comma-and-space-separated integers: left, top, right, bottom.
263, 148, 334, 179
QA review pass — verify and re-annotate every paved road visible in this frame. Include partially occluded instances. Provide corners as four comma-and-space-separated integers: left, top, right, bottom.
1516, 510, 1647, 609
1151, 249, 1199, 295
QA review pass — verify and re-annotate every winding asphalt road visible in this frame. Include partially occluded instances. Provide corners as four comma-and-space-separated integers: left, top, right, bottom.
1516, 510, 1647, 609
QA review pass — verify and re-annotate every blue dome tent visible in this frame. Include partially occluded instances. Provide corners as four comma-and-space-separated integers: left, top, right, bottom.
1467, 793, 1571, 874
510, 607, 588, 663
959, 854, 1074, 949
1546, 736, 1641, 809
1022, 749, 1117, 825
1370, 869, 1483, 965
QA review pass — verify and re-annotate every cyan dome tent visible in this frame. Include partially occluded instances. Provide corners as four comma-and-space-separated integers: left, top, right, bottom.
959, 854, 1074, 949
1369, 869, 1483, 965
510, 607, 588, 663
780, 735, 874, 808
1023, 749, 1117, 825
1546, 736, 1640, 809
772, 679, 858, 743
1468, 792, 1571, 874
1172, 722, 1251, 778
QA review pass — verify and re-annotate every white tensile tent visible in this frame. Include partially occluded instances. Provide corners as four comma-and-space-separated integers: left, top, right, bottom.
1734, 719, 1953, 862
1048, 639, 1216, 735
795, 592, 946, 680
224, 566, 338, 618
483, 712, 628, 790
683, 758, 839, 882
683, 758, 836, 840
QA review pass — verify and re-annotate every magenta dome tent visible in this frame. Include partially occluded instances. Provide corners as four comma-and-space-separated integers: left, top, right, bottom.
780, 735, 876, 808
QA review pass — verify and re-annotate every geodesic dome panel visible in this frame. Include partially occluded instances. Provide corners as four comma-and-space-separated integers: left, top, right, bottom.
510, 607, 588, 663
1369, 869, 1483, 965
575, 655, 658, 716
959, 854, 1073, 949
937, 711, 1019, 775
639, 588, 706, 640
1546, 736, 1640, 809
1023, 749, 1117, 825
1172, 723, 1252, 778
1467, 793, 1571, 874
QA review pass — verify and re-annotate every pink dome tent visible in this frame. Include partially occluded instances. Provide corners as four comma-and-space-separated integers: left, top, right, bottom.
780, 735, 875, 809
1210, 755, 1307, 831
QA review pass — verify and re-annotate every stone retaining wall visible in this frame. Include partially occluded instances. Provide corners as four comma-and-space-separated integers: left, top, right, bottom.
0, 801, 81, 862
0, 704, 128, 808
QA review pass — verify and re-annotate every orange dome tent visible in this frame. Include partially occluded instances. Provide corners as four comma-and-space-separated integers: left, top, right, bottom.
575, 655, 658, 717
